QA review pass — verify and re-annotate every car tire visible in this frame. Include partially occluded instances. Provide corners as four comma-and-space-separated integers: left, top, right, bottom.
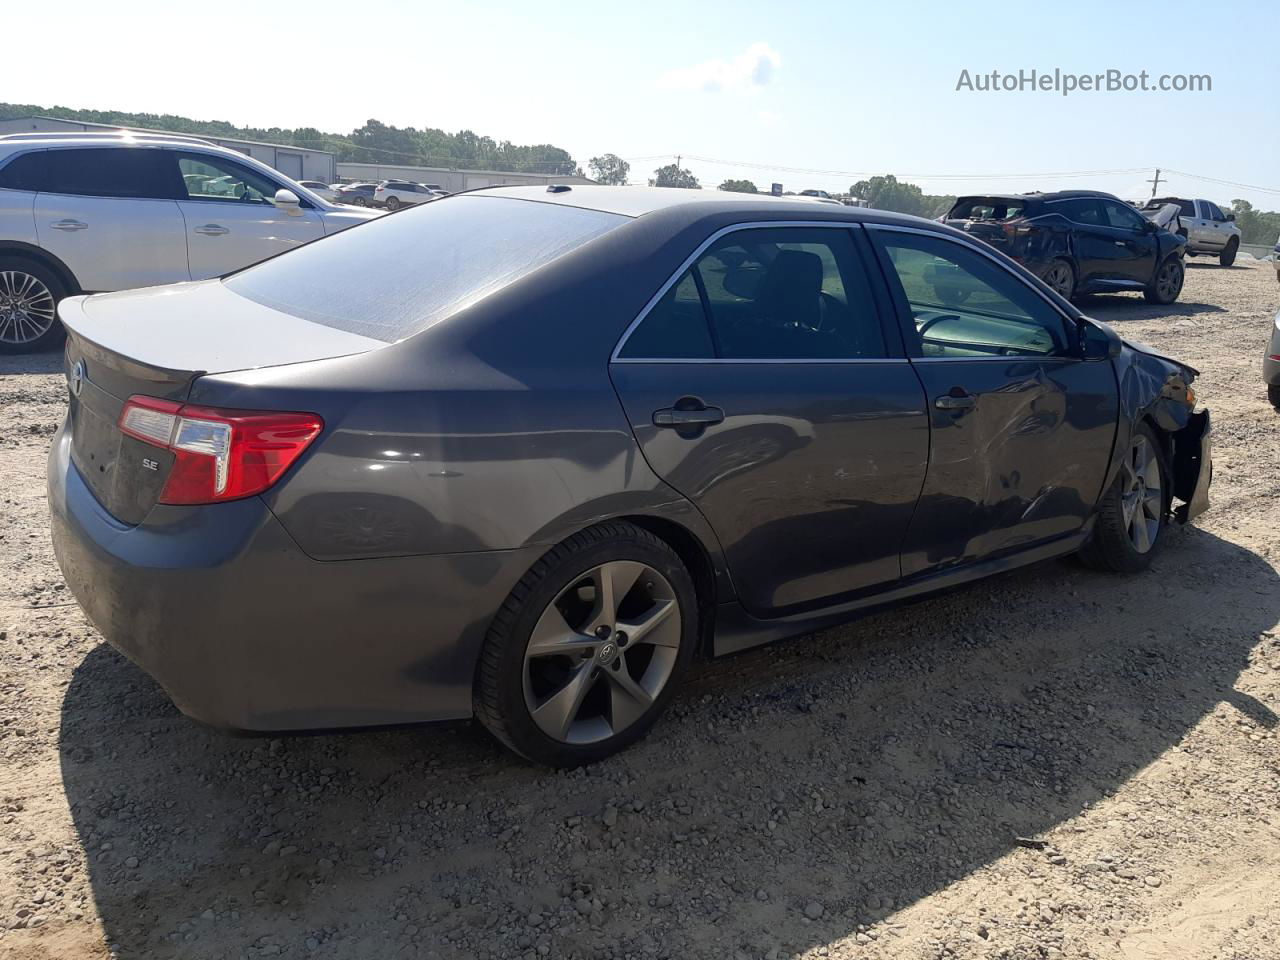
1269, 383, 1280, 409
0, 257, 68, 355
353, 196, 368, 207
1144, 255, 1184, 304
474, 521, 698, 767
386, 196, 401, 211
1078, 422, 1170, 574
1041, 258, 1076, 300
1219, 238, 1238, 267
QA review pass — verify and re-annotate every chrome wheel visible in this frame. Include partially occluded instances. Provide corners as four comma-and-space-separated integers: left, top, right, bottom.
1121, 434, 1163, 554
523, 560, 681, 745
0, 270, 56, 346
1043, 261, 1074, 298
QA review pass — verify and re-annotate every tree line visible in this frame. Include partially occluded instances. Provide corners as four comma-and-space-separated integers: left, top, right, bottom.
5, 106, 1276, 241
0, 103, 579, 175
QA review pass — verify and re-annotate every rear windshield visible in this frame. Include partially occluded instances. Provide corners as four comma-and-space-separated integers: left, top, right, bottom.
225, 196, 627, 341
948, 197, 1026, 221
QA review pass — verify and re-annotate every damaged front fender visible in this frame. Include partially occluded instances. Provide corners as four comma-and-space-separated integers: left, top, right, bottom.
1104, 335, 1211, 524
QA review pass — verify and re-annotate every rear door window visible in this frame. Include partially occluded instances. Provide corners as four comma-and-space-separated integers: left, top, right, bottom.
225, 195, 627, 342
619, 227, 888, 361
39, 148, 174, 199
1058, 199, 1104, 225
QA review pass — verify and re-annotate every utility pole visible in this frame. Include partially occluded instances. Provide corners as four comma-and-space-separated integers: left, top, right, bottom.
1147, 168, 1163, 199
675, 154, 681, 170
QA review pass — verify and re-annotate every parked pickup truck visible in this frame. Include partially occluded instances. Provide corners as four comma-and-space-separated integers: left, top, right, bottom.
1140, 197, 1242, 266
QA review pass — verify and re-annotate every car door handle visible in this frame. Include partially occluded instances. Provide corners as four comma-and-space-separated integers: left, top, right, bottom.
1114, 240, 1128, 247
194, 224, 229, 236
653, 404, 725, 427
50, 219, 88, 231
934, 392, 976, 411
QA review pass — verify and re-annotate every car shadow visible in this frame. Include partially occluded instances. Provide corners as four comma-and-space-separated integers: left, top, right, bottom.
0, 351, 64, 376
1075, 294, 1226, 322
60, 525, 1278, 958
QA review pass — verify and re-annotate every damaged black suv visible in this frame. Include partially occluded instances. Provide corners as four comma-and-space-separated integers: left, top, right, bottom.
943, 190, 1187, 304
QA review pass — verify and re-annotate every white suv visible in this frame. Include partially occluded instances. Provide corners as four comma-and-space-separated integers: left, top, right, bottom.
372, 180, 442, 210
0, 132, 379, 353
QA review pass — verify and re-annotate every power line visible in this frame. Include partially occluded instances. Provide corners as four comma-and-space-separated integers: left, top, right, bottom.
626, 153, 1151, 181
1162, 168, 1280, 197
623, 154, 1280, 197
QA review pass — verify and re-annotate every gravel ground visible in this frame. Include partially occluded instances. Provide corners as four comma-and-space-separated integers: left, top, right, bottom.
1, 261, 1278, 960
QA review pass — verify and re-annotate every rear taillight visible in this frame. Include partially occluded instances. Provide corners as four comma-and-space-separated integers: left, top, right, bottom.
118, 396, 323, 505
1002, 219, 1032, 239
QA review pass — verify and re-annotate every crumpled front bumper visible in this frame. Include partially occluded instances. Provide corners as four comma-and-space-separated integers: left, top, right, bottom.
1171, 409, 1211, 524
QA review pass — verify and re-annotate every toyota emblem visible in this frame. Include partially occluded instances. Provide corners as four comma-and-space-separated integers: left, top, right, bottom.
71, 360, 84, 397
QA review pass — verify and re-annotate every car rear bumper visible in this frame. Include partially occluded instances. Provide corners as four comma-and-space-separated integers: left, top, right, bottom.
48, 426, 540, 732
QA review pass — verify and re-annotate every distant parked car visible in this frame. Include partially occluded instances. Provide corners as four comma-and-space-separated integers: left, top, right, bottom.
374, 181, 439, 210
334, 182, 380, 207
0, 132, 379, 353
1274, 234, 1280, 284
1140, 197, 1241, 266
943, 190, 1187, 304
298, 180, 342, 202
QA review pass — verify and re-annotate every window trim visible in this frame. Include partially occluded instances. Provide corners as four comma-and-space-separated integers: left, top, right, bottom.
865, 223, 1083, 363
610, 220, 906, 364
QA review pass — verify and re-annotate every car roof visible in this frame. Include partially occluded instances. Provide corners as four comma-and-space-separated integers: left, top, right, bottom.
473, 184, 931, 226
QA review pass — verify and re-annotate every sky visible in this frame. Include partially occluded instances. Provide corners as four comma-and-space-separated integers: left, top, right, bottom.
8, 0, 1280, 208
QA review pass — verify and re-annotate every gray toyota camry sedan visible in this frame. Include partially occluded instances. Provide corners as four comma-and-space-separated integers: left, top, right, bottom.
48, 186, 1212, 766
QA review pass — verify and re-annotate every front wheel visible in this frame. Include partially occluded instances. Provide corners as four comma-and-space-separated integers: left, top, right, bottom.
1079, 423, 1169, 573
0, 258, 67, 354
1144, 255, 1184, 304
474, 522, 698, 767
1219, 238, 1238, 267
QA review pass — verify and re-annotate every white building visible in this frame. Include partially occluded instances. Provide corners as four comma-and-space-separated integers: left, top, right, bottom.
0, 116, 337, 182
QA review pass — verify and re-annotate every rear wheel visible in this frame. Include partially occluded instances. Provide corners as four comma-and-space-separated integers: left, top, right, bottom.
385, 196, 401, 211
0, 258, 66, 354
1079, 423, 1169, 573
1219, 237, 1238, 267
1269, 383, 1280, 409
474, 522, 697, 767
1041, 259, 1075, 300
1144, 255, 1184, 304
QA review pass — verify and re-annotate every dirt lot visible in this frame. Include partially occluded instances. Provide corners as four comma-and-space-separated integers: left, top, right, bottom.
1, 261, 1278, 960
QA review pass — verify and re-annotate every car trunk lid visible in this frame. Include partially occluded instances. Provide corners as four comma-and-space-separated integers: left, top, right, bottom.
59, 280, 382, 525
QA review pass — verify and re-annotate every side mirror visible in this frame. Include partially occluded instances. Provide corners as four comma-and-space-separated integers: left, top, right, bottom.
1078, 317, 1122, 360
1225, 212, 1236, 222
1142, 219, 1158, 233
272, 188, 302, 215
